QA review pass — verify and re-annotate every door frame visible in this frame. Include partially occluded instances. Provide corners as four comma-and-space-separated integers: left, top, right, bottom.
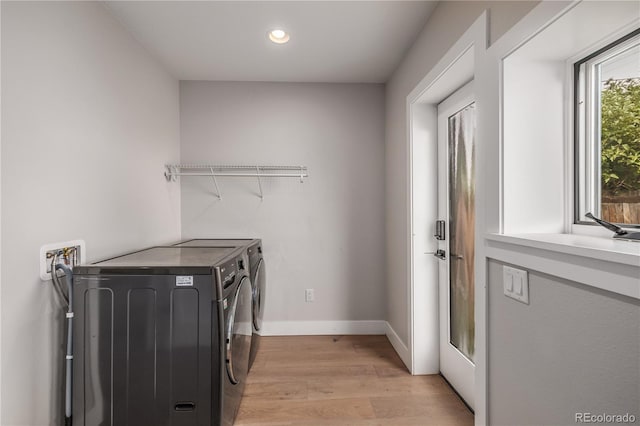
405, 12, 487, 425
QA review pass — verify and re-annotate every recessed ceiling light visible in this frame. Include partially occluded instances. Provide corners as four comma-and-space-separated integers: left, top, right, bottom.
268, 29, 290, 44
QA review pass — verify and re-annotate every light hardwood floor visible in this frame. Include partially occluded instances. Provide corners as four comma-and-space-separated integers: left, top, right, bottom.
235, 335, 474, 425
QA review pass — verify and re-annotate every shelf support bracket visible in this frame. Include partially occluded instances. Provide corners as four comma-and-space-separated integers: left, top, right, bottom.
210, 167, 222, 200
164, 165, 177, 182
255, 166, 264, 201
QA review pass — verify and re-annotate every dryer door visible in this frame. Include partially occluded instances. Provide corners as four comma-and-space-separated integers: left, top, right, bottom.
252, 259, 266, 332
225, 276, 252, 384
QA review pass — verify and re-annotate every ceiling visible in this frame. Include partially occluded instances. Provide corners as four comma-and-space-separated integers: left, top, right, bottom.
104, 1, 437, 83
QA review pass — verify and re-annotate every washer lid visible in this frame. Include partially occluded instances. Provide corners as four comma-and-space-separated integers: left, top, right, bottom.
79, 247, 240, 273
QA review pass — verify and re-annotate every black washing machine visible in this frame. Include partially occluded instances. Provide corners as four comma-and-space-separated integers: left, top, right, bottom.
73, 246, 252, 426
174, 239, 265, 370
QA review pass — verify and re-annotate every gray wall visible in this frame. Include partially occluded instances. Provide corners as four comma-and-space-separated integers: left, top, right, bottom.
180, 81, 386, 325
385, 0, 539, 344
1, 2, 181, 424
488, 260, 640, 425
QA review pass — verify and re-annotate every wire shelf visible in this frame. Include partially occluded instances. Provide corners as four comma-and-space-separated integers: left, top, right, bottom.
164, 164, 308, 200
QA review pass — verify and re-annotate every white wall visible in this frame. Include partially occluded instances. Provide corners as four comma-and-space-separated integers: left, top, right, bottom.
503, 58, 565, 233
1, 2, 181, 425
180, 81, 386, 331
385, 0, 539, 345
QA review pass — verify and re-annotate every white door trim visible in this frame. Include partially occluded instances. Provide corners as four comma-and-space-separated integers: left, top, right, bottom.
406, 11, 487, 425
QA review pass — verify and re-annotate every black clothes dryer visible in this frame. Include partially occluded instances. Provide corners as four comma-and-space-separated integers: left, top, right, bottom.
73, 246, 252, 426
174, 239, 266, 371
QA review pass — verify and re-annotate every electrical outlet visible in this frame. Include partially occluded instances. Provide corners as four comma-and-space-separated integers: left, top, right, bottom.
305, 288, 314, 303
40, 240, 86, 280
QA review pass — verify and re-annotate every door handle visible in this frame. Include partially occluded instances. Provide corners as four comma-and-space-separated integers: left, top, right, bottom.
425, 249, 446, 260
434, 250, 446, 260
450, 253, 464, 260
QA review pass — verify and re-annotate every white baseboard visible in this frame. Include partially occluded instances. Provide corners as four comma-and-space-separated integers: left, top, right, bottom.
261, 320, 386, 336
385, 321, 411, 372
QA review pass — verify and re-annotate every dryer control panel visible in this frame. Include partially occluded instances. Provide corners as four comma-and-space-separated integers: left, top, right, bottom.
220, 262, 236, 288
219, 256, 246, 289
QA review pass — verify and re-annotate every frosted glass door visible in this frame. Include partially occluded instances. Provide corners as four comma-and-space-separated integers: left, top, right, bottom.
448, 103, 476, 361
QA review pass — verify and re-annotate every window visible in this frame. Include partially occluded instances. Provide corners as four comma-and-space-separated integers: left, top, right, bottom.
575, 29, 640, 227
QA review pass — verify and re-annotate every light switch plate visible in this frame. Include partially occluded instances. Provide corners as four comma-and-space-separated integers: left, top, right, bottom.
503, 266, 529, 304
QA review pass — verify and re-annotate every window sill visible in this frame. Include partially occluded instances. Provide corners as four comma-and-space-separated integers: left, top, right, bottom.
485, 233, 640, 300
486, 233, 640, 266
